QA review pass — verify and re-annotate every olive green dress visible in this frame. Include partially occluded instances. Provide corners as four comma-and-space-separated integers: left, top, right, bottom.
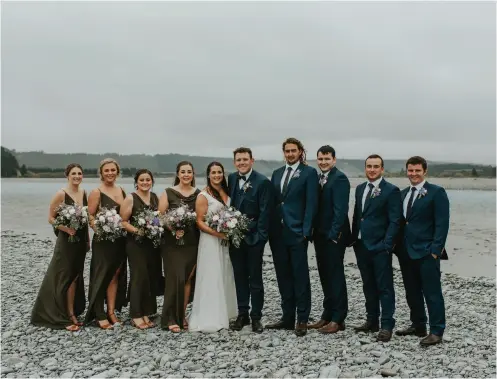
161, 188, 200, 329
126, 192, 162, 319
31, 191, 88, 329
85, 189, 128, 324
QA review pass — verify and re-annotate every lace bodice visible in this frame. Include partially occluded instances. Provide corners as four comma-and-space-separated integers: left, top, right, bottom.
200, 191, 230, 215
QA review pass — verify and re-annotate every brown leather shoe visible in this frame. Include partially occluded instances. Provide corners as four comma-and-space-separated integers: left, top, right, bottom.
420, 334, 442, 346
308, 319, 329, 329
318, 321, 345, 334
376, 329, 392, 342
294, 322, 307, 337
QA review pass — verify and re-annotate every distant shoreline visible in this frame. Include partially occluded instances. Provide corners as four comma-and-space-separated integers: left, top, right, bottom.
3, 176, 495, 191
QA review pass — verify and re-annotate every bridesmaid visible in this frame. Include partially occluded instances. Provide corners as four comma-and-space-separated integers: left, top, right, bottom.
120, 169, 160, 329
31, 163, 89, 331
85, 158, 128, 329
159, 161, 201, 332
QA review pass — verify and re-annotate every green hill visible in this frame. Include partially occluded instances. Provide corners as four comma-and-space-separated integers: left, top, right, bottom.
7, 149, 496, 178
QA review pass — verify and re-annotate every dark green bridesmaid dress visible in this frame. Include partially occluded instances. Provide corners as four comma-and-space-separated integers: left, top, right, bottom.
31, 191, 88, 329
85, 189, 128, 324
161, 188, 200, 329
126, 192, 163, 319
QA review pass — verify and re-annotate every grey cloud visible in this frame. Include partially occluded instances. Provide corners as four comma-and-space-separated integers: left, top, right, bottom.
1, 1, 495, 163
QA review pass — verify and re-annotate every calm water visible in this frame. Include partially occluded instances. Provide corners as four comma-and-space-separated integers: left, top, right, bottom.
2, 177, 495, 239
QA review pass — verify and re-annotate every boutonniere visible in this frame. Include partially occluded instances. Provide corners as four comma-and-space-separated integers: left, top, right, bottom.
242, 181, 252, 193
418, 187, 427, 199
292, 169, 301, 179
371, 187, 381, 198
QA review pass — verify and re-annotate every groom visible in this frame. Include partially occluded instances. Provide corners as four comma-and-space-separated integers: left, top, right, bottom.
228, 147, 273, 333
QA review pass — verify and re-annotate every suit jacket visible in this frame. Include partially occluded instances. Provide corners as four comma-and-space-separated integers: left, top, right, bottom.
228, 170, 273, 246
313, 166, 351, 244
270, 163, 319, 245
351, 178, 402, 253
398, 181, 450, 260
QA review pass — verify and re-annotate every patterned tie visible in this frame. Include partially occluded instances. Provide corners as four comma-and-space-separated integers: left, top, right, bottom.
406, 187, 417, 219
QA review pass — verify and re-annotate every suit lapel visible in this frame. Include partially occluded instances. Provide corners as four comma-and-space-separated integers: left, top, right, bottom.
401, 187, 410, 203
363, 179, 386, 216
358, 182, 367, 217
274, 167, 284, 200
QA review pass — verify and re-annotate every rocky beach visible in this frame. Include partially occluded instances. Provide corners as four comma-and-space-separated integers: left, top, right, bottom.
1, 231, 495, 378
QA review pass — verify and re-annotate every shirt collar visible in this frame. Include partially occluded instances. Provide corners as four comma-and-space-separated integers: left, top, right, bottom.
367, 177, 383, 188
286, 161, 300, 172
320, 170, 331, 178
411, 180, 426, 191
238, 169, 252, 180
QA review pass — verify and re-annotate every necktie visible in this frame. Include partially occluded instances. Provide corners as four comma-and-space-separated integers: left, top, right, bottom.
238, 175, 247, 181
406, 187, 417, 219
282, 167, 293, 194
363, 183, 375, 212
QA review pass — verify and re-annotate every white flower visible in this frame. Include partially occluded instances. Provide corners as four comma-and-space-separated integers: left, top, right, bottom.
105, 211, 112, 217
169, 217, 174, 222
99, 216, 106, 222
138, 218, 146, 226
103, 225, 111, 232
235, 211, 241, 216
231, 218, 238, 226
213, 215, 219, 221
111, 209, 117, 215
159, 227, 164, 233
107, 217, 114, 222
69, 208, 76, 214
176, 207, 185, 216
82, 217, 87, 223
153, 211, 159, 216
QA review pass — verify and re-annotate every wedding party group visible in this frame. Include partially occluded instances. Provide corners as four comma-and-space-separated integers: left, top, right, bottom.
30, 137, 450, 348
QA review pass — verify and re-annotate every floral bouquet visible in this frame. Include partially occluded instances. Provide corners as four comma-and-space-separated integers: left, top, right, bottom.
131, 208, 164, 247
161, 203, 197, 245
205, 206, 251, 248
93, 207, 126, 242
53, 203, 89, 242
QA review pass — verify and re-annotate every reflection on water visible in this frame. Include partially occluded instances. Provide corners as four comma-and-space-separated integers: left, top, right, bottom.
2, 178, 495, 239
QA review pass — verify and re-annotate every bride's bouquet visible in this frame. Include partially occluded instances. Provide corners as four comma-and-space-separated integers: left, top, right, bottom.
53, 203, 89, 242
131, 208, 164, 247
93, 207, 126, 242
205, 206, 250, 248
161, 203, 197, 245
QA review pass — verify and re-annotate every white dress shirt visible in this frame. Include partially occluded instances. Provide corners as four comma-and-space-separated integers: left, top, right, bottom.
238, 169, 253, 189
280, 162, 300, 192
403, 180, 426, 217
358, 177, 383, 239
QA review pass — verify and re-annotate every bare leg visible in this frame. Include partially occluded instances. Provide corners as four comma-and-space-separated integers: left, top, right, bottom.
183, 265, 196, 329
106, 267, 121, 324
66, 277, 82, 330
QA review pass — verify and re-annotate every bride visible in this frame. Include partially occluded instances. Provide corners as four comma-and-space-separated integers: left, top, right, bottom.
188, 162, 237, 332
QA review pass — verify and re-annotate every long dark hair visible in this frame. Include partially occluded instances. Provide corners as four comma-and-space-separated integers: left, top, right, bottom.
206, 161, 228, 205
134, 169, 155, 189
173, 161, 195, 187
282, 137, 307, 165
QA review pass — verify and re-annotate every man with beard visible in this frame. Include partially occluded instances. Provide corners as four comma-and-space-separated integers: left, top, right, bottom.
308, 145, 350, 334
266, 137, 319, 337
351, 154, 402, 342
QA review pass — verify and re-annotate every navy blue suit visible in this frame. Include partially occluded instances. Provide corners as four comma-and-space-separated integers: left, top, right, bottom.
395, 181, 449, 336
313, 167, 350, 324
269, 163, 319, 324
228, 170, 273, 320
351, 178, 401, 330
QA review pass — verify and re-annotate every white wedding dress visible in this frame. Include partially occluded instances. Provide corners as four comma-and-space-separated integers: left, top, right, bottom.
188, 191, 238, 332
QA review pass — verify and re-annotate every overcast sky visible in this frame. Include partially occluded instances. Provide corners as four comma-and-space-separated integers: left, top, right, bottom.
2, 1, 495, 164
